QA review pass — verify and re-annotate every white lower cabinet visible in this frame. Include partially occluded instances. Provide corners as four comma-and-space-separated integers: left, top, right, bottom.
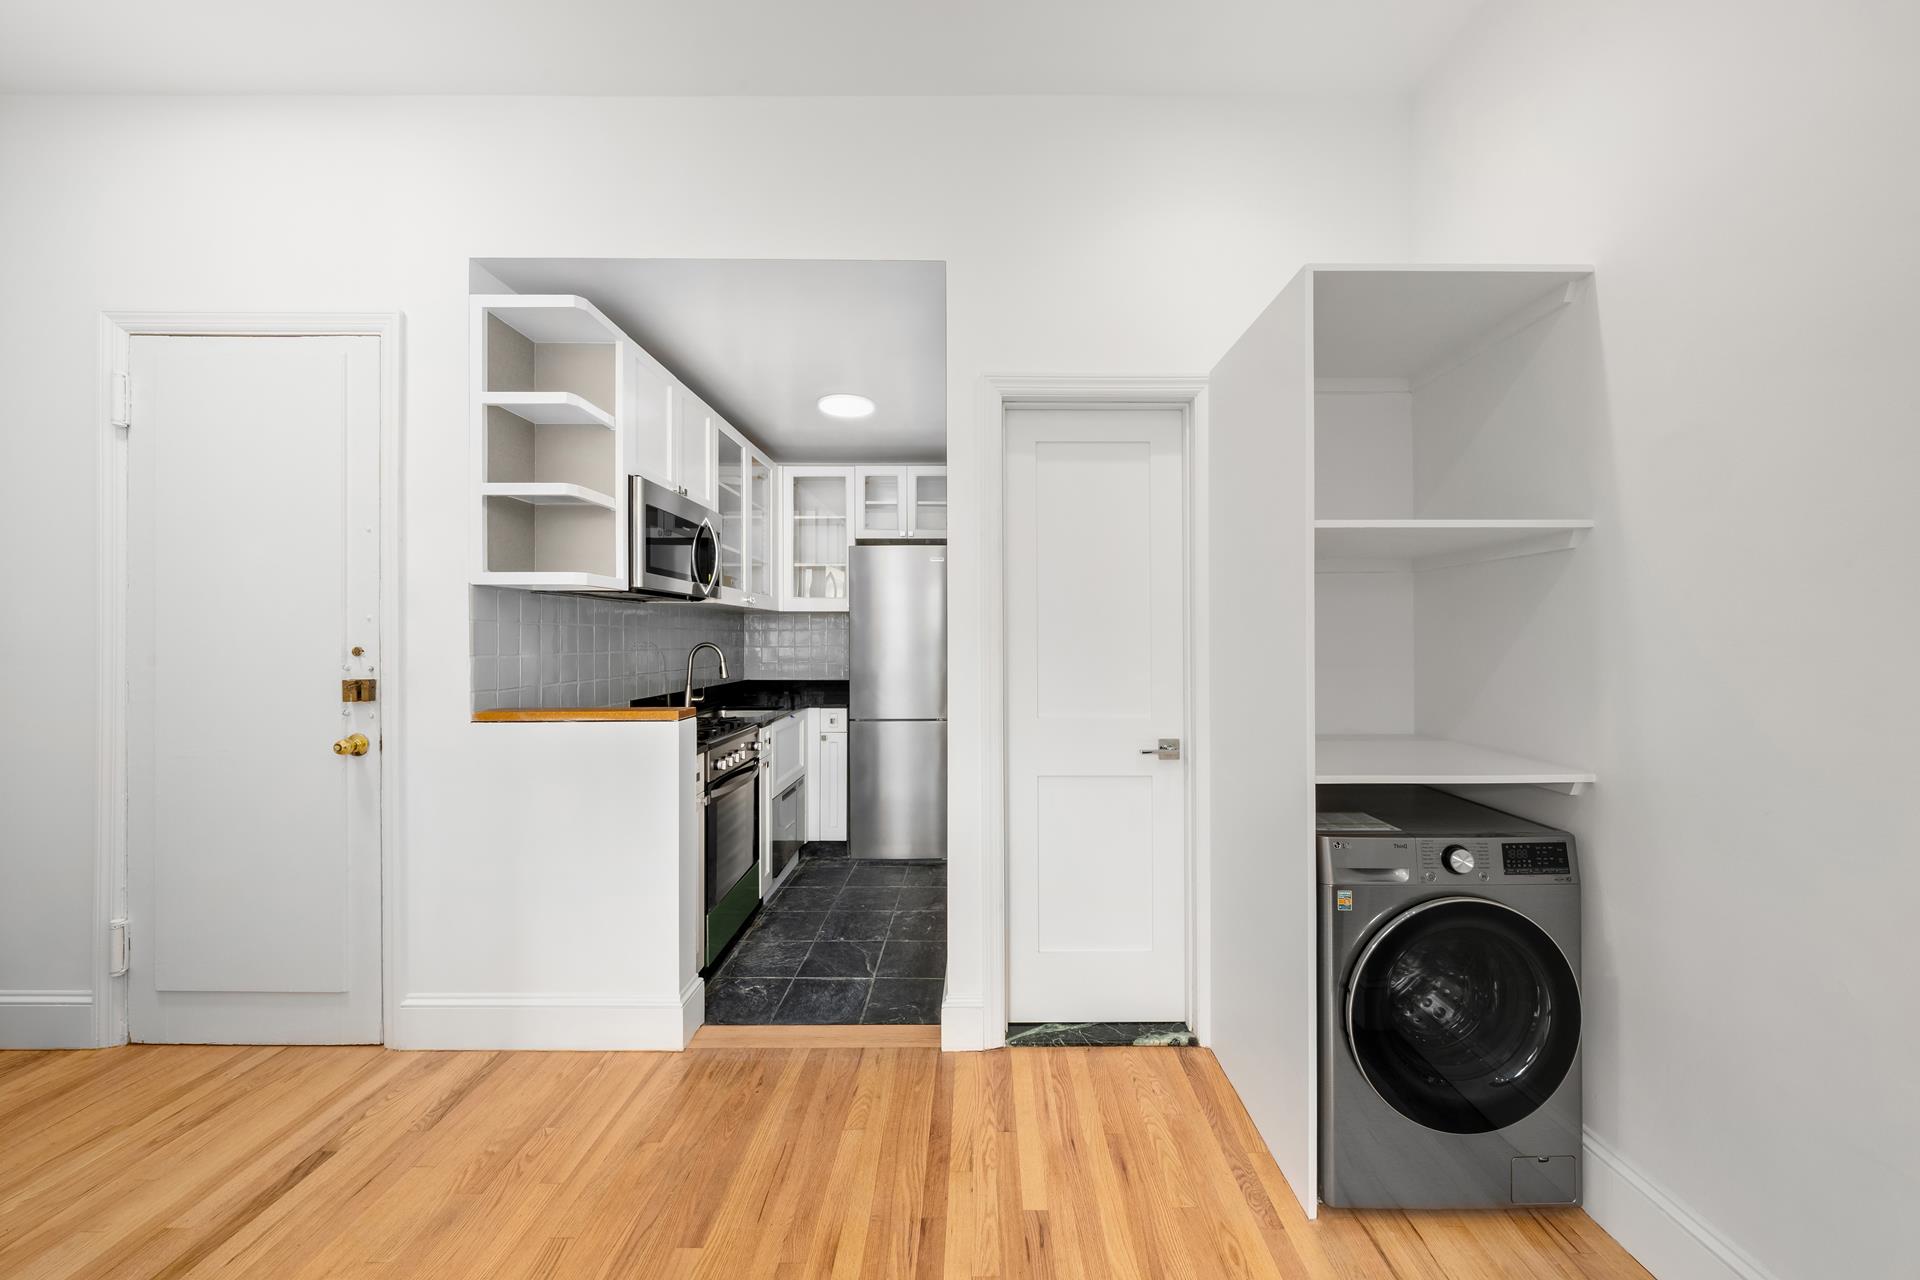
770, 712, 805, 790
815, 708, 848, 842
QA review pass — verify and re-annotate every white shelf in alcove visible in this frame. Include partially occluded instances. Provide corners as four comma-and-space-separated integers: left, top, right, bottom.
478, 294, 625, 345
1317, 735, 1595, 795
479, 482, 617, 509
1314, 519, 1592, 571
480, 391, 614, 428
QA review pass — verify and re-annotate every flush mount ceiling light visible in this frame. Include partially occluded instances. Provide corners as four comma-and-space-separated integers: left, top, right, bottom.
817, 393, 876, 419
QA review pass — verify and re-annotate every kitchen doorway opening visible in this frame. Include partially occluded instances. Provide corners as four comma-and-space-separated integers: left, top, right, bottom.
467, 258, 948, 1028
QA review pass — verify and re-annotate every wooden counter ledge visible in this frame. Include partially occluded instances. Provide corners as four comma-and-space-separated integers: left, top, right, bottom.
472, 707, 698, 723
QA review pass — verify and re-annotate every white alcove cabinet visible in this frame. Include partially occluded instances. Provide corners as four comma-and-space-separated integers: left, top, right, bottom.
1310, 267, 1600, 792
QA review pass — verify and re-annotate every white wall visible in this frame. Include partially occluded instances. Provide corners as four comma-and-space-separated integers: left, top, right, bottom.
0, 95, 1410, 1046
1414, 4, 1920, 1277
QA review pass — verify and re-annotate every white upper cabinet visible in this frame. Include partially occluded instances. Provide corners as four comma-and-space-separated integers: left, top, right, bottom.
473, 293, 949, 610
783, 466, 853, 611
855, 465, 946, 539
672, 386, 717, 509
909, 467, 947, 537
715, 427, 747, 599
709, 426, 774, 610
622, 343, 676, 490
748, 453, 773, 604
854, 466, 906, 538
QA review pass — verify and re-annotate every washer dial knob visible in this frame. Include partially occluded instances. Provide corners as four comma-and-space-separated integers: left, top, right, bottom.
1443, 845, 1476, 875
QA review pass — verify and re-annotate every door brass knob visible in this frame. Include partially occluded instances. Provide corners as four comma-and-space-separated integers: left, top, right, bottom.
333, 733, 370, 757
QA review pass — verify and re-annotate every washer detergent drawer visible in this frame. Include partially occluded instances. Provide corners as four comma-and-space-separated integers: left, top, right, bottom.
1511, 1156, 1579, 1204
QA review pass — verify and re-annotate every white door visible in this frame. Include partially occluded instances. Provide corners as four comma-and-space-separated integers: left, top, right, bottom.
1005, 407, 1187, 1021
127, 335, 383, 1044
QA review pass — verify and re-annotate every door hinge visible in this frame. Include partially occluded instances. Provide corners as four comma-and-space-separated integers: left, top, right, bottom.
341, 677, 377, 703
108, 918, 130, 976
112, 372, 132, 428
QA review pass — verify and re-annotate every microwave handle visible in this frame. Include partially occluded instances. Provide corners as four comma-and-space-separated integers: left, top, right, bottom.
697, 519, 721, 597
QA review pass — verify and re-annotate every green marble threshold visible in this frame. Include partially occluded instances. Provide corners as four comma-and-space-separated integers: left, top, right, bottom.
1005, 1022, 1195, 1047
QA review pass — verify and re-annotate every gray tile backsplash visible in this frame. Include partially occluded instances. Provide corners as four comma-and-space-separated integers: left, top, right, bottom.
742, 613, 849, 680
470, 588, 849, 713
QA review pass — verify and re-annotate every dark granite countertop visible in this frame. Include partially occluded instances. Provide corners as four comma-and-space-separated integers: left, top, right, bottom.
631, 679, 849, 714
695, 710, 783, 749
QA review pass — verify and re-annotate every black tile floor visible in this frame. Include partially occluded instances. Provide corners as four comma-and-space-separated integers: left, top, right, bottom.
705, 844, 946, 1025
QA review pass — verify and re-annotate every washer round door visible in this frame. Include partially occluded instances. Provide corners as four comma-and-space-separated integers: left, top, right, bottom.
1346, 896, 1581, 1135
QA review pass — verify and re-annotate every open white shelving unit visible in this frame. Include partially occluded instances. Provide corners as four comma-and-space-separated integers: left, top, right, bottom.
471, 295, 629, 589
1312, 266, 1599, 794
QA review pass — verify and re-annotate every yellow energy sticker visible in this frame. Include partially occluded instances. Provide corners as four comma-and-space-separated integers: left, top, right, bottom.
1336, 889, 1354, 911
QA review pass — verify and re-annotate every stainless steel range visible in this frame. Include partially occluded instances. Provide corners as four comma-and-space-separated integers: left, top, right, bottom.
699, 721, 762, 970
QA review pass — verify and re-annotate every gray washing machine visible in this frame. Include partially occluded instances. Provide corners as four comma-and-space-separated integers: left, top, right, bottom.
1318, 786, 1583, 1209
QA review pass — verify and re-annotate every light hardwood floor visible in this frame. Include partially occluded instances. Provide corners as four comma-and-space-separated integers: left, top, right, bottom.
0, 1043, 1649, 1279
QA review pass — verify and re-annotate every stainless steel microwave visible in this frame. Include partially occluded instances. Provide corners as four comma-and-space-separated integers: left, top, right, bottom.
630, 478, 720, 600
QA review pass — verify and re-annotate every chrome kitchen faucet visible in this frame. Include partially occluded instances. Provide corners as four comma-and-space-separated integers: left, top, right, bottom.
683, 642, 729, 708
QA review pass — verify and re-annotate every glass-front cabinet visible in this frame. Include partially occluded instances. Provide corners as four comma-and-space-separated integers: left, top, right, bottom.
909, 467, 947, 537
715, 429, 746, 597
855, 467, 906, 538
784, 466, 853, 611
749, 454, 773, 602
853, 465, 947, 539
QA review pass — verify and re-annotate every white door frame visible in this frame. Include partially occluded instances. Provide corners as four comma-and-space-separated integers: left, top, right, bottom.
973, 374, 1210, 1051
94, 312, 404, 1048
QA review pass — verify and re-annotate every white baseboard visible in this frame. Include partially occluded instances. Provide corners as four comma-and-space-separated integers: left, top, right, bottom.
1583, 1128, 1782, 1280
941, 994, 988, 1051
0, 990, 97, 1049
677, 977, 704, 1045
392, 990, 699, 1051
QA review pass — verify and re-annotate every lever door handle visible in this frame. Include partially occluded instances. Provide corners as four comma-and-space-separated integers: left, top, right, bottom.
1140, 738, 1181, 760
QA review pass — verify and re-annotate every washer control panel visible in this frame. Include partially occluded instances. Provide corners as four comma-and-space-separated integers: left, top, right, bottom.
1317, 791, 1578, 887
1415, 838, 1493, 883
1500, 840, 1573, 877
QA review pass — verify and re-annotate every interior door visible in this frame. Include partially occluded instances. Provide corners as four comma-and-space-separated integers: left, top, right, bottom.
1005, 407, 1186, 1021
127, 334, 383, 1044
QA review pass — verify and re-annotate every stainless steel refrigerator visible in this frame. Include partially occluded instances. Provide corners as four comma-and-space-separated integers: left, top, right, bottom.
849, 543, 947, 861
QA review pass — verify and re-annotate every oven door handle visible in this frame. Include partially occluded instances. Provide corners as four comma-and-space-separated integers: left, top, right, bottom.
707, 759, 760, 794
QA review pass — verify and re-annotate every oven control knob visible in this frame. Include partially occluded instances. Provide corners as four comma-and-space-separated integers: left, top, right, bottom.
1443, 845, 1476, 875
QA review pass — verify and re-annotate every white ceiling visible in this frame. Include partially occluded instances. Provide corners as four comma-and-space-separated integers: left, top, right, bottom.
478, 259, 946, 464
1, 1, 1486, 95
